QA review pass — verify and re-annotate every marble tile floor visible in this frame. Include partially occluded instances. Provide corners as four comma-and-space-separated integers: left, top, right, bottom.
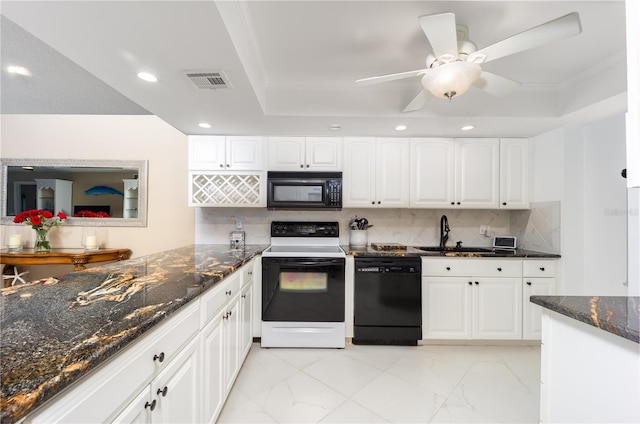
218, 342, 541, 423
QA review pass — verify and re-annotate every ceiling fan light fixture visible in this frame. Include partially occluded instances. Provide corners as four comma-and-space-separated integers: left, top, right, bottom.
421, 61, 481, 100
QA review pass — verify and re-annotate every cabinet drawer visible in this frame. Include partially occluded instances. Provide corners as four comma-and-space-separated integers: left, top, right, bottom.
523, 260, 557, 277
201, 272, 241, 326
422, 257, 522, 277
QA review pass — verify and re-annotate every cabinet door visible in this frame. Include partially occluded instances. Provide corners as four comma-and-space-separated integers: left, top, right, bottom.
188, 136, 226, 170
376, 138, 410, 207
455, 138, 499, 208
239, 284, 253, 361
473, 277, 522, 339
343, 137, 376, 207
223, 300, 241, 394
410, 138, 455, 207
268, 137, 305, 170
305, 137, 342, 170
522, 277, 556, 339
499, 138, 530, 209
422, 277, 472, 339
200, 312, 225, 424
226, 136, 264, 170
153, 337, 200, 424
112, 387, 152, 424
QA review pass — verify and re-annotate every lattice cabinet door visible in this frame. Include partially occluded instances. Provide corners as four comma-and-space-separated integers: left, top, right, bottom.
189, 172, 266, 207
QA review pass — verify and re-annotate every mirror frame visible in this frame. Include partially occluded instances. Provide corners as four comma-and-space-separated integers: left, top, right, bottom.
1, 158, 148, 227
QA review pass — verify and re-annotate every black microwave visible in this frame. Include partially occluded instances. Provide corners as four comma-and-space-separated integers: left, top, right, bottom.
266, 171, 342, 210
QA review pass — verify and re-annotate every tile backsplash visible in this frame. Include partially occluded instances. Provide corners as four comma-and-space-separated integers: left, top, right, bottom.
196, 208, 517, 248
510, 201, 561, 254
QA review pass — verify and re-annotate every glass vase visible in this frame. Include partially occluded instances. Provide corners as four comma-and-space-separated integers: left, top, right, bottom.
34, 229, 52, 253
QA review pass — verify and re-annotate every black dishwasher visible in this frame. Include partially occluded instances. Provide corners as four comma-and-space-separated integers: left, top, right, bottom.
354, 257, 421, 345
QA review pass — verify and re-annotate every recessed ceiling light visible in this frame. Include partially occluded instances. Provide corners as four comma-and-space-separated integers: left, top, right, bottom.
198, 123, 212, 129
137, 72, 158, 82
21, 166, 34, 170
395, 125, 408, 131
7, 65, 31, 76
328, 124, 342, 131
461, 125, 475, 131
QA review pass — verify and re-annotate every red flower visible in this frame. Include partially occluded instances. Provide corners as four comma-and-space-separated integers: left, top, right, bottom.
13, 208, 66, 231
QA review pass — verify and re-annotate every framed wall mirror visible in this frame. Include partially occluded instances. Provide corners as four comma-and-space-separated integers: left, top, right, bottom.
1, 158, 148, 227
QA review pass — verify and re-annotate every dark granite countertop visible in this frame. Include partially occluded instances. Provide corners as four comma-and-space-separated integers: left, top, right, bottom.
0, 244, 267, 424
345, 245, 561, 258
530, 296, 640, 343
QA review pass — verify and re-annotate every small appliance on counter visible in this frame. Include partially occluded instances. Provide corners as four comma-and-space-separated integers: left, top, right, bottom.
493, 236, 517, 250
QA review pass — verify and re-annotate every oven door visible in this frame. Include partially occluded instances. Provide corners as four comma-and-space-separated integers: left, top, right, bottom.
262, 257, 345, 322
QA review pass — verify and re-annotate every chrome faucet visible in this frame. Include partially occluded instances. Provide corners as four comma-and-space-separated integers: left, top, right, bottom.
439, 215, 450, 249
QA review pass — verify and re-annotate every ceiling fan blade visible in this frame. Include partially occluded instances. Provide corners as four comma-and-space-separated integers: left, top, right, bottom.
418, 13, 458, 59
355, 69, 427, 85
473, 71, 521, 97
403, 89, 431, 112
475, 12, 582, 63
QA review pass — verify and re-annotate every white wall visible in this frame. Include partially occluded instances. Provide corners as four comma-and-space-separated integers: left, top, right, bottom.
582, 115, 628, 294
1, 115, 195, 278
531, 114, 628, 295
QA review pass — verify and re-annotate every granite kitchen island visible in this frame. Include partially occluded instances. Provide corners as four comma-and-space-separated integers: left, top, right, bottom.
0, 244, 266, 424
530, 295, 640, 423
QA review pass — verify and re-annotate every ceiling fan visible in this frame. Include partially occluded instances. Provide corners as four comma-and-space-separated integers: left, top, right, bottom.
356, 12, 582, 112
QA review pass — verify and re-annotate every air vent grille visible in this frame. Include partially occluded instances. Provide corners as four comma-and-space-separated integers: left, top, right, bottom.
186, 71, 231, 89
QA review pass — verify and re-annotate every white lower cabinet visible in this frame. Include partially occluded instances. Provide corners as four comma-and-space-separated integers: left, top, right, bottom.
222, 299, 241, 395
239, 283, 253, 360
422, 257, 524, 340
522, 260, 557, 340
423, 276, 522, 339
423, 277, 472, 338
200, 311, 225, 424
423, 257, 558, 341
24, 259, 256, 424
114, 337, 200, 424
473, 277, 522, 339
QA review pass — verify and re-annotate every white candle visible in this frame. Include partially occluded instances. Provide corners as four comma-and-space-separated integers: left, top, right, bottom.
9, 234, 22, 248
85, 235, 97, 249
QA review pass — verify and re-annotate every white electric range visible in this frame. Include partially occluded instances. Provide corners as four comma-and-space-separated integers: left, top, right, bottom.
261, 221, 346, 348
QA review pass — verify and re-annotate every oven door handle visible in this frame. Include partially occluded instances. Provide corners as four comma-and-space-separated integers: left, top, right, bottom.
263, 258, 344, 267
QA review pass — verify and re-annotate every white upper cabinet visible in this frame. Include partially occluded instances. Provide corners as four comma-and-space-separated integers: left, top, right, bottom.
343, 137, 409, 207
455, 138, 500, 208
268, 136, 342, 171
188, 135, 264, 171
499, 138, 530, 209
410, 138, 455, 207
410, 138, 499, 208
305, 137, 342, 170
